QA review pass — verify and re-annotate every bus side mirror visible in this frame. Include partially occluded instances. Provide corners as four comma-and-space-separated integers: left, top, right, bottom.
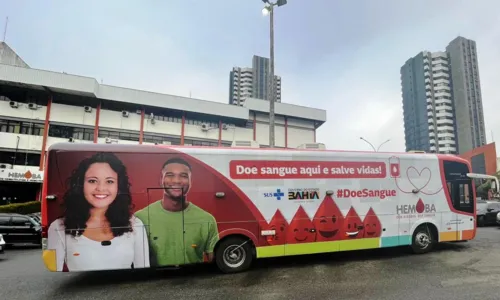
46, 195, 57, 201
491, 181, 497, 191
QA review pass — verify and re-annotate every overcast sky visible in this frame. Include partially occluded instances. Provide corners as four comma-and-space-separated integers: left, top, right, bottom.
1, 0, 499, 154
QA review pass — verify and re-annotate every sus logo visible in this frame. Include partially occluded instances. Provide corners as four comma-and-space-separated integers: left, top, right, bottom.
286, 206, 316, 244
313, 195, 344, 242
266, 209, 288, 245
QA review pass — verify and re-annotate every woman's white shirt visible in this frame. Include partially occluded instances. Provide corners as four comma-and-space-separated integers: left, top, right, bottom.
47, 216, 150, 271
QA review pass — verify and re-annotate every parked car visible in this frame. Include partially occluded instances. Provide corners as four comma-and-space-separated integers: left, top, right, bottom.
0, 213, 42, 246
0, 233, 5, 254
28, 213, 41, 224
477, 200, 500, 226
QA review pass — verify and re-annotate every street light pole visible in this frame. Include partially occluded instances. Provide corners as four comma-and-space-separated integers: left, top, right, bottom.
360, 137, 376, 152
262, 0, 287, 148
359, 137, 390, 152
269, 3, 275, 148
376, 139, 391, 152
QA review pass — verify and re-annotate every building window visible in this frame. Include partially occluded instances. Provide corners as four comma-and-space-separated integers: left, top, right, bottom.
143, 134, 181, 145
0, 119, 44, 136
49, 124, 94, 141
184, 139, 219, 147
98, 130, 139, 142
72, 127, 95, 141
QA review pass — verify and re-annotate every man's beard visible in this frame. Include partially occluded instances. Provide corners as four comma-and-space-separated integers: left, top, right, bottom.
164, 188, 186, 202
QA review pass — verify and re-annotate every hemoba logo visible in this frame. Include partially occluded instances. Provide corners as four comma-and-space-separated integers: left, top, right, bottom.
396, 198, 436, 219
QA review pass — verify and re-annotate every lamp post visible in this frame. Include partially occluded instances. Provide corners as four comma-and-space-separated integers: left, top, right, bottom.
262, 0, 287, 148
359, 137, 390, 152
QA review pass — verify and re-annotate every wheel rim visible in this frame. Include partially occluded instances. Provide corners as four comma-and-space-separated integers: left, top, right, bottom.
415, 231, 431, 249
222, 244, 246, 268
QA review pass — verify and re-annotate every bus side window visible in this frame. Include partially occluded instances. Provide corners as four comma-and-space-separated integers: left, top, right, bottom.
457, 182, 473, 212
443, 160, 474, 214
461, 183, 470, 204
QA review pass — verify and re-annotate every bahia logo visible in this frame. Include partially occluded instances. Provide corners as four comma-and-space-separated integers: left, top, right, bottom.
396, 198, 436, 215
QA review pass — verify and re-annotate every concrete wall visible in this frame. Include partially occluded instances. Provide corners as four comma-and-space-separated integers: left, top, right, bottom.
459, 142, 497, 175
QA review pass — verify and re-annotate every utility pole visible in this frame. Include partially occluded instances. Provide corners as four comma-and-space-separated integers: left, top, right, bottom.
262, 0, 287, 148
2, 17, 8, 42
268, 4, 275, 147
360, 137, 391, 152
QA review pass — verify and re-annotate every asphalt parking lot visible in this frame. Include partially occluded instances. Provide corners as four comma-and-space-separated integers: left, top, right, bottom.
2, 227, 500, 300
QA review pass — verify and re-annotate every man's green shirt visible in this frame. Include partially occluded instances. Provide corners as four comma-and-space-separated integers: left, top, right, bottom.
135, 200, 219, 266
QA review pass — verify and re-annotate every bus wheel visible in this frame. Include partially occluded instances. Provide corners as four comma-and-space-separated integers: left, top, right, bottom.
411, 225, 435, 254
477, 215, 485, 227
215, 237, 253, 274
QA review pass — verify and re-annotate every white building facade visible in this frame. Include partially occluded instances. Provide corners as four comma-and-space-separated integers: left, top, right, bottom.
0, 62, 326, 203
425, 51, 457, 154
229, 55, 282, 106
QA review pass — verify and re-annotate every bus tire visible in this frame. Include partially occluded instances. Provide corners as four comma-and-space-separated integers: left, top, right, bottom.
477, 215, 485, 227
411, 224, 435, 254
215, 236, 253, 274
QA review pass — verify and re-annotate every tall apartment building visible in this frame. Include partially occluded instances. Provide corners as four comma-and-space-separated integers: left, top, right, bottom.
446, 37, 486, 153
401, 36, 486, 154
229, 55, 281, 106
401, 51, 457, 154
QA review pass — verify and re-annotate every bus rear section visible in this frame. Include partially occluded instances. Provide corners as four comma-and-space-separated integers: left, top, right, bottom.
439, 156, 478, 243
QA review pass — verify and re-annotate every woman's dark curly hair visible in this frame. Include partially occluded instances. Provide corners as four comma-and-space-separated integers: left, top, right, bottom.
62, 152, 134, 238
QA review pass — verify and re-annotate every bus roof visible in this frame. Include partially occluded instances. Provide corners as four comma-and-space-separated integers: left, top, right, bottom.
46, 142, 469, 163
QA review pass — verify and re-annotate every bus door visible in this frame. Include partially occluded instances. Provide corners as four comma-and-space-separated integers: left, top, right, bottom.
146, 188, 186, 267
443, 161, 475, 241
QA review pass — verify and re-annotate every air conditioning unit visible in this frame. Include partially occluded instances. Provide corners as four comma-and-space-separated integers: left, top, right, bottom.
201, 123, 210, 131
84, 106, 92, 113
9, 101, 18, 108
122, 111, 129, 117
297, 143, 326, 150
231, 140, 260, 148
28, 103, 37, 110
0, 163, 13, 169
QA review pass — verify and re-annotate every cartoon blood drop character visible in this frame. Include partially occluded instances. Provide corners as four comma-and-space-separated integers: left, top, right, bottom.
363, 207, 382, 238
286, 206, 316, 244
313, 195, 344, 242
416, 198, 425, 214
343, 206, 364, 239
266, 209, 288, 245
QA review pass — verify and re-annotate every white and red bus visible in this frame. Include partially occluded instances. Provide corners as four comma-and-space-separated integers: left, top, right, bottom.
40, 143, 489, 273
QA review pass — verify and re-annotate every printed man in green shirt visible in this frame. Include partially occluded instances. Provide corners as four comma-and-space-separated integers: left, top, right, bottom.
135, 157, 219, 267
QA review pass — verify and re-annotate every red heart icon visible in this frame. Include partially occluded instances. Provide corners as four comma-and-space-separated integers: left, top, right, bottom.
406, 167, 431, 191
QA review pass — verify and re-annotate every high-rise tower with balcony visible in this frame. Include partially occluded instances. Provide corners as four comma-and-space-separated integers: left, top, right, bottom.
229, 55, 281, 106
401, 36, 486, 154
401, 51, 457, 154
446, 37, 486, 153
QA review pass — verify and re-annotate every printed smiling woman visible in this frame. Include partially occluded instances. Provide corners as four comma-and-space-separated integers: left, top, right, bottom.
47, 152, 150, 271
